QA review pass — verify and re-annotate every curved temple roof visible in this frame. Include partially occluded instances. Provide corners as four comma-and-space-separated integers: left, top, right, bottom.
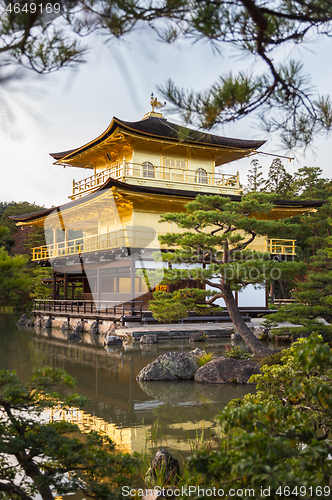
50, 116, 266, 162
9, 176, 325, 225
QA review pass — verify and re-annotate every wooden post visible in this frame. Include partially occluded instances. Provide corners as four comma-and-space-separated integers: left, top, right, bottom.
131, 258, 135, 313
52, 272, 56, 300
53, 229, 57, 257
64, 273, 68, 301
122, 157, 126, 178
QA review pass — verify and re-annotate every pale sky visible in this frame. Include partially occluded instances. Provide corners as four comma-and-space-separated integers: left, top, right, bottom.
1, 23, 332, 208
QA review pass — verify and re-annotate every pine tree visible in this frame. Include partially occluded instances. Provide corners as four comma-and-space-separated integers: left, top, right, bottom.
245, 159, 265, 193
292, 166, 332, 200
267, 251, 332, 340
0, 246, 31, 307
264, 159, 294, 197
157, 193, 305, 357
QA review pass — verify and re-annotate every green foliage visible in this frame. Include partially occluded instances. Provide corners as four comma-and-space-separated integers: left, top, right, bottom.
30, 267, 53, 300
264, 159, 294, 198
245, 158, 265, 193
223, 346, 251, 359
259, 350, 286, 368
197, 351, 214, 367
0, 246, 31, 308
149, 288, 200, 323
267, 251, 332, 339
2, 2, 332, 147
0, 202, 46, 254
156, 192, 307, 356
0, 367, 137, 500
159, 192, 305, 289
185, 335, 332, 497
292, 166, 332, 200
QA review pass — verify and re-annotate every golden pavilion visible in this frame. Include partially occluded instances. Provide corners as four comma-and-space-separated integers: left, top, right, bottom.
11, 100, 323, 323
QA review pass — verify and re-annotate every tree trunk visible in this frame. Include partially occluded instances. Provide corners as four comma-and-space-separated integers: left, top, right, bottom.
222, 282, 271, 357
16, 453, 54, 500
278, 279, 289, 299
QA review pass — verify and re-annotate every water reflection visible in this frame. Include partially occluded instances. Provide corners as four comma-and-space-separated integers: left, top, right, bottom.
1, 314, 256, 457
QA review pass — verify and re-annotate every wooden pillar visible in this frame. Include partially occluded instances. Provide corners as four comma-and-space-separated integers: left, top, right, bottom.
65, 228, 69, 255
52, 272, 57, 300
64, 273, 68, 301
53, 229, 57, 257
97, 269, 101, 308
131, 258, 135, 312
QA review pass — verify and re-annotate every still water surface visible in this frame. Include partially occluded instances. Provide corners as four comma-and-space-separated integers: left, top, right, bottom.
0, 314, 255, 459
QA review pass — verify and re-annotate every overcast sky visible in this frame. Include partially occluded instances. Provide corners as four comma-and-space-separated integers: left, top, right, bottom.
1, 23, 332, 208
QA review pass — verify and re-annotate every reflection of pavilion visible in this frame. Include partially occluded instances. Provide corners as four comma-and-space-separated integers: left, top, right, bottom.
32, 331, 252, 454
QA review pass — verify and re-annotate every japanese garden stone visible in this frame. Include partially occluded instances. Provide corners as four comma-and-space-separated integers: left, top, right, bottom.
44, 316, 54, 329
68, 332, 81, 341
17, 314, 29, 327
189, 331, 208, 342
61, 320, 71, 331
136, 348, 204, 381
146, 448, 180, 486
90, 321, 100, 335
104, 335, 123, 345
194, 357, 261, 384
26, 317, 35, 327
140, 334, 158, 344
73, 319, 88, 333
249, 325, 269, 340
34, 316, 45, 328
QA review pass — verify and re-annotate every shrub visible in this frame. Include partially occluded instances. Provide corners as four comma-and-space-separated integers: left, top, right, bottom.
197, 352, 215, 366
223, 346, 251, 359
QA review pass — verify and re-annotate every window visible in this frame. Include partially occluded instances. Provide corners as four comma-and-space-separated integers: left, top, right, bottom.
195, 168, 208, 184
165, 159, 186, 169
142, 161, 155, 178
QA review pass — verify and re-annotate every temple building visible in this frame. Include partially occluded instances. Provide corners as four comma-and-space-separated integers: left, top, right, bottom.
11, 99, 323, 323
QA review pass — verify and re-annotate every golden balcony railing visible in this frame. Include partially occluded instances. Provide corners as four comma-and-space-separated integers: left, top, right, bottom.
32, 228, 156, 261
70, 162, 240, 200
253, 238, 296, 255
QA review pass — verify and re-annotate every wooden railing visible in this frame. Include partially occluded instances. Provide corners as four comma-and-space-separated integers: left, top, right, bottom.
254, 239, 296, 255
32, 227, 156, 261
70, 161, 240, 200
34, 299, 143, 317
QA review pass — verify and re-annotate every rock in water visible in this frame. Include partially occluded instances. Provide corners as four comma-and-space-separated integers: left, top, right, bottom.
17, 314, 29, 327
61, 320, 71, 331
68, 332, 81, 341
249, 325, 269, 340
34, 316, 45, 328
104, 335, 123, 345
140, 334, 158, 344
146, 448, 180, 485
189, 331, 208, 342
136, 349, 204, 381
73, 319, 88, 333
90, 321, 99, 335
26, 317, 34, 327
194, 357, 261, 384
44, 316, 54, 329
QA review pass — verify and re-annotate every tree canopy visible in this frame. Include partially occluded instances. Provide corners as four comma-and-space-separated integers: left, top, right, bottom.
2, 0, 332, 148
0, 367, 136, 500
186, 335, 332, 498
153, 192, 306, 356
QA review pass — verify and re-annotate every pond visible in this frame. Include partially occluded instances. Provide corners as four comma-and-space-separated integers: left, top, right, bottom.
0, 314, 256, 461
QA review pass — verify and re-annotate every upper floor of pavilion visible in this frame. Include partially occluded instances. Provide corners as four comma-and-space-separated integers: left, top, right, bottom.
50, 106, 265, 201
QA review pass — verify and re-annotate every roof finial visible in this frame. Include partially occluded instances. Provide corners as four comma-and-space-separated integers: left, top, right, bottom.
150, 93, 166, 113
